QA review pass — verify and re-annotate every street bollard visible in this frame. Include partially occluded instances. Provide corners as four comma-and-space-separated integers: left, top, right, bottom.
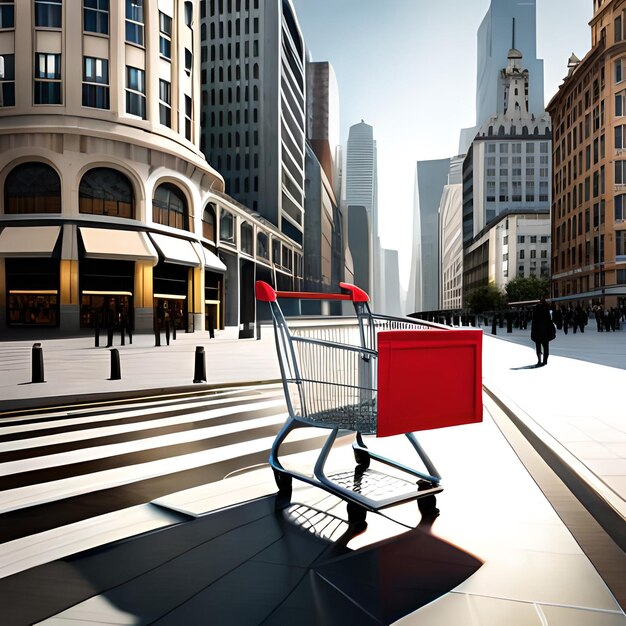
499, 315, 504, 329
120, 325, 125, 346
31, 343, 45, 383
172, 320, 177, 341
507, 317, 513, 333
193, 346, 207, 383
106, 324, 113, 348
110, 348, 121, 380
94, 318, 100, 348
127, 324, 133, 344
155, 320, 161, 347
491, 316, 497, 335
165, 322, 170, 346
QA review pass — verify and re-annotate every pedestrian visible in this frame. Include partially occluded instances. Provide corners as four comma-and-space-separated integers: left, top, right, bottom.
531, 295, 556, 367
553, 306, 563, 330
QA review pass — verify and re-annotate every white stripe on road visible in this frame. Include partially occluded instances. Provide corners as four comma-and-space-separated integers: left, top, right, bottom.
0, 399, 285, 453
0, 412, 287, 477
0, 428, 328, 514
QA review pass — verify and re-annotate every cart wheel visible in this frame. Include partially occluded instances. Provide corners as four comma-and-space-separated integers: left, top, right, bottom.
417, 479, 438, 515
273, 470, 292, 494
346, 501, 367, 525
353, 447, 370, 470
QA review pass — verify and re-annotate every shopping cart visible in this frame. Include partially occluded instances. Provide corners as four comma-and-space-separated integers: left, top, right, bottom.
256, 280, 483, 518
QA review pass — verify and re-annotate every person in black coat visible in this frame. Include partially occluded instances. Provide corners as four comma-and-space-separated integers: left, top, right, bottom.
531, 295, 555, 367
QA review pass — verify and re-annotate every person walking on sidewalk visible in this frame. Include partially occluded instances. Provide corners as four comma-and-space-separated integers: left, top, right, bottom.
531, 295, 556, 367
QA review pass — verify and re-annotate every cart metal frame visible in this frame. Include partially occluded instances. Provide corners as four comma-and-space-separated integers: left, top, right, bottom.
256, 280, 481, 515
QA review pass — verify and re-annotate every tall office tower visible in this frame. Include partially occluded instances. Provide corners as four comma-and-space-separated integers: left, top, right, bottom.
306, 61, 340, 195
303, 59, 345, 311
463, 47, 551, 301
547, 0, 626, 309
381, 248, 402, 316
345, 120, 379, 304
408, 158, 450, 313
199, 0, 306, 249
439, 156, 465, 310
0, 0, 227, 334
476, 0, 545, 129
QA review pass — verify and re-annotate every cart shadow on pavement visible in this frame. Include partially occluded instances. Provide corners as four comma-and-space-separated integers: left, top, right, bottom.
510, 363, 542, 370
3, 493, 483, 626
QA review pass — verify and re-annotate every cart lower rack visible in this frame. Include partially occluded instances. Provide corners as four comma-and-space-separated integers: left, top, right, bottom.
256, 280, 483, 519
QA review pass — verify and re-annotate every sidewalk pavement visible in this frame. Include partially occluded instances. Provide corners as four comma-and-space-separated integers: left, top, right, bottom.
0, 323, 624, 528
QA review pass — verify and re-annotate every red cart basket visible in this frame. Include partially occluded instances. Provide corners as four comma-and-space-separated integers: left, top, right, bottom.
256, 280, 482, 516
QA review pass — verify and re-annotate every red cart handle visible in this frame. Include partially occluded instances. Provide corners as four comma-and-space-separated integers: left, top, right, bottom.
255, 280, 369, 303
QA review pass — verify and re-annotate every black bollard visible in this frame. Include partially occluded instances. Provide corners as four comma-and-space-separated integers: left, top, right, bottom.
491, 316, 497, 335
106, 324, 113, 348
165, 322, 171, 346
110, 348, 121, 380
31, 343, 45, 383
94, 317, 100, 348
498, 315, 504, 329
193, 346, 207, 383
120, 324, 125, 346
155, 320, 161, 347
172, 319, 177, 341
127, 323, 133, 345
507, 316, 513, 333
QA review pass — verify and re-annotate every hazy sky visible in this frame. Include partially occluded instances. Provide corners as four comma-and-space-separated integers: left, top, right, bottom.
292, 0, 592, 288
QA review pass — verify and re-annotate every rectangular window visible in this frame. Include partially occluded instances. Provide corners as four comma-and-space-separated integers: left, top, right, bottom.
519, 249, 525, 259
159, 79, 171, 127
125, 0, 144, 45
539, 181, 549, 202
617, 231, 626, 257
184, 48, 192, 74
617, 15, 623, 42
526, 181, 535, 202
34, 53, 61, 104
616, 194, 626, 220
82, 56, 109, 109
125, 65, 145, 118
159, 11, 172, 59
617, 90, 626, 116
184, 94, 192, 140
0, 0, 15, 29
616, 160, 626, 184
35, 0, 62, 28
518, 235, 525, 244
0, 53, 15, 106
616, 125, 626, 149
617, 59, 624, 83
83, 0, 108, 34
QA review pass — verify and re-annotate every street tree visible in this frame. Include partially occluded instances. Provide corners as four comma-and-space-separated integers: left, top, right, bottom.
505, 275, 550, 303
465, 284, 506, 313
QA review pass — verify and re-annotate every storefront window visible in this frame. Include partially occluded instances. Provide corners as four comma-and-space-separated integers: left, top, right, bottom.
8, 292, 58, 326
4, 162, 61, 213
79, 167, 134, 218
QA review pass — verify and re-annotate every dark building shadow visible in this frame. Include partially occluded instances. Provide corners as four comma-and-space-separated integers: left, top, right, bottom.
1, 494, 483, 625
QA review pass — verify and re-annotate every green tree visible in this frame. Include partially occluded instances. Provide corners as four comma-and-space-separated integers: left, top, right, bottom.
465, 283, 506, 313
505, 276, 550, 303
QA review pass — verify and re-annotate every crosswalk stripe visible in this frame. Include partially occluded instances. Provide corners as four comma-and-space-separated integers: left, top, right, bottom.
0, 412, 287, 477
0, 399, 285, 453
0, 428, 323, 515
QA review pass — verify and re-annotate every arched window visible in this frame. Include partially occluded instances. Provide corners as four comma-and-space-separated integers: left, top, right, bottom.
257, 231, 269, 259
220, 210, 235, 243
240, 221, 253, 255
4, 162, 61, 213
79, 168, 134, 218
202, 202, 216, 241
152, 183, 188, 230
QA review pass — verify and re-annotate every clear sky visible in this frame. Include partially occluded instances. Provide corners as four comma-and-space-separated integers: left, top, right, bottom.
291, 0, 592, 289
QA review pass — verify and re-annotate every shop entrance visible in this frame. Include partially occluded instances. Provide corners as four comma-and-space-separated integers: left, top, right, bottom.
154, 296, 187, 331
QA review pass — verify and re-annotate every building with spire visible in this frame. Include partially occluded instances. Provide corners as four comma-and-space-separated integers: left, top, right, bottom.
476, 0, 545, 129
463, 44, 551, 301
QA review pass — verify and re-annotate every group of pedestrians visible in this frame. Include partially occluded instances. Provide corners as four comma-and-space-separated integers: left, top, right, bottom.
531, 299, 625, 367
